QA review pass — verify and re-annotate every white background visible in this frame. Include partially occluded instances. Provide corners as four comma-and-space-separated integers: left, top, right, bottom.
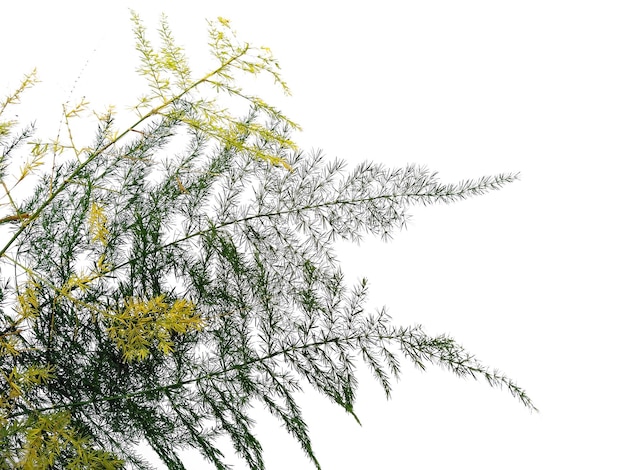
2, 1, 625, 468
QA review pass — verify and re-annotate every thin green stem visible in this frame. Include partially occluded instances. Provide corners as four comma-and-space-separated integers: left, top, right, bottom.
5, 328, 535, 418
0, 50, 247, 260
103, 184, 490, 276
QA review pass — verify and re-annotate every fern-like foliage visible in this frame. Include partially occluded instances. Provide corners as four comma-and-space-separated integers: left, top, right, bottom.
0, 12, 533, 470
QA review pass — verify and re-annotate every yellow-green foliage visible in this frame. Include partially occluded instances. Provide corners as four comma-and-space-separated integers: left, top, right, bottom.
130, 11, 299, 169
105, 295, 204, 362
87, 202, 109, 245
0, 69, 38, 140
15, 276, 40, 322
11, 411, 124, 469
0, 337, 112, 469
0, 69, 40, 210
